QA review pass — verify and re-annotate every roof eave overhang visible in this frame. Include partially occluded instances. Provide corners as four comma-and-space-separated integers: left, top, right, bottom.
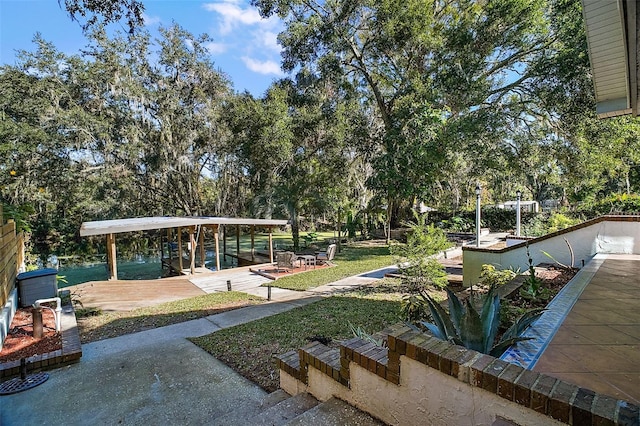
79, 216, 289, 237
583, 0, 638, 118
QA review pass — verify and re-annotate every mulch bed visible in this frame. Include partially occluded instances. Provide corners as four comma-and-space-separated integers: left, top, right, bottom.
508, 266, 577, 308
0, 306, 61, 363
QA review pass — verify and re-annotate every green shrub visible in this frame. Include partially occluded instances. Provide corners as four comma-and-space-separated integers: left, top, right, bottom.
436, 215, 475, 232
401, 293, 429, 323
1, 202, 34, 232
301, 232, 318, 247
479, 264, 517, 287
391, 210, 451, 291
521, 214, 548, 237
546, 213, 582, 234
521, 212, 582, 237
479, 206, 514, 231
576, 193, 640, 218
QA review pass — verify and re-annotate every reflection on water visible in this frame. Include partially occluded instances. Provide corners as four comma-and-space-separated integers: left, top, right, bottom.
57, 252, 236, 287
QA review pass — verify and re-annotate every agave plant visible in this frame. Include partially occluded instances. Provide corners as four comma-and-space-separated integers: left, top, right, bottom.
419, 286, 544, 357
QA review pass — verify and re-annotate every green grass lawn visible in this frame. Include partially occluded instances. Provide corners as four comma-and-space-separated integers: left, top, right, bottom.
268, 244, 395, 291
224, 231, 337, 253
77, 291, 264, 343
190, 293, 403, 392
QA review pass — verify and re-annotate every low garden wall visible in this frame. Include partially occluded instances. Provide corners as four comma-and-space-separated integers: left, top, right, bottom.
277, 323, 636, 425
463, 215, 640, 285
0, 205, 25, 350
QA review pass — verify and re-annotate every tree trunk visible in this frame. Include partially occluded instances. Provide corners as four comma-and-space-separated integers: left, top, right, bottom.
290, 205, 300, 252
626, 171, 631, 195
386, 197, 392, 245
335, 208, 342, 252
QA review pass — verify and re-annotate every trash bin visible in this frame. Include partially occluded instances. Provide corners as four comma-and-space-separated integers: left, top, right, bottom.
17, 268, 59, 307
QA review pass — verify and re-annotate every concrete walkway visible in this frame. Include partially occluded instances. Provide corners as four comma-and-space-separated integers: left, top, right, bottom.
0, 266, 394, 425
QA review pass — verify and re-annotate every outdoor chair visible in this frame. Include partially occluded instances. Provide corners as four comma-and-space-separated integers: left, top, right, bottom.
316, 243, 337, 266
275, 251, 297, 273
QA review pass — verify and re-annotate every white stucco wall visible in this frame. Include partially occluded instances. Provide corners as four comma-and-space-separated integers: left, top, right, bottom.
284, 358, 561, 426
463, 219, 640, 285
0, 288, 18, 351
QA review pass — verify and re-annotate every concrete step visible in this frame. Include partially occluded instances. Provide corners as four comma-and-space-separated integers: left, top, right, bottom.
285, 397, 385, 425
259, 389, 292, 409
251, 392, 320, 425
211, 389, 292, 425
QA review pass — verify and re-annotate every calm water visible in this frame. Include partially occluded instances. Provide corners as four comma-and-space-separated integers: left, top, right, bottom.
57, 252, 236, 287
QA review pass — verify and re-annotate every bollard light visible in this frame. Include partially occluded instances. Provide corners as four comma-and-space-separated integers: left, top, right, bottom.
475, 185, 481, 247
516, 190, 522, 237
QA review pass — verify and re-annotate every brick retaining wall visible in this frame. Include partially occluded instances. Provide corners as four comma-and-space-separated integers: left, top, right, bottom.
276, 323, 638, 425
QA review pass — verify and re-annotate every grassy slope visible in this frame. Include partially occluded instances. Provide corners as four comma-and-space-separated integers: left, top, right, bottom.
269, 245, 395, 291
230, 231, 336, 252
190, 294, 402, 392
77, 291, 263, 342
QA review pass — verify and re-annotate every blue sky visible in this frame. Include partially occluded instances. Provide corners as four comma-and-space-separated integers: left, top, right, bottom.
0, 0, 287, 96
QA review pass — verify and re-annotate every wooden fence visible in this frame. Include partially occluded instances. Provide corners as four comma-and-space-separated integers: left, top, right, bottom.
0, 205, 24, 307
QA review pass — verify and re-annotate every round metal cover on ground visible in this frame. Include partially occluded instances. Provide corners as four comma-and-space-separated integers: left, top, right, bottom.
0, 372, 49, 395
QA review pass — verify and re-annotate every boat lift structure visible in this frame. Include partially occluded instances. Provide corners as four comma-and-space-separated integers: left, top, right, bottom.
79, 216, 288, 281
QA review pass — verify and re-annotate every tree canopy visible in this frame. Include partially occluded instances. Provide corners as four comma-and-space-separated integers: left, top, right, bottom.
3, 0, 640, 258
60, 0, 145, 33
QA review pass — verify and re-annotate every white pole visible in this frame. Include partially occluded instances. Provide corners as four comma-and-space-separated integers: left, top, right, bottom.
476, 185, 481, 248
516, 190, 522, 237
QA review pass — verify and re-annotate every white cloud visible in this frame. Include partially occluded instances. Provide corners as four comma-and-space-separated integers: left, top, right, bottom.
205, 42, 228, 54
142, 13, 161, 26
202, 2, 284, 79
203, 1, 270, 34
241, 56, 284, 76
254, 30, 280, 53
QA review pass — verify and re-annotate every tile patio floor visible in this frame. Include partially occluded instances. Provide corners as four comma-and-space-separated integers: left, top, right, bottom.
532, 254, 640, 405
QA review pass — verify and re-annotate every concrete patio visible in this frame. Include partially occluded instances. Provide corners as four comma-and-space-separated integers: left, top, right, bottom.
533, 254, 640, 405
501, 253, 640, 407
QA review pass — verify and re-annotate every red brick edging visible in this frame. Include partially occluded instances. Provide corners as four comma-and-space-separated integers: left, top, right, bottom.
276, 323, 639, 425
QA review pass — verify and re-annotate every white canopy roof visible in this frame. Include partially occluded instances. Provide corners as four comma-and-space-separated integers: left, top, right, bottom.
80, 216, 289, 237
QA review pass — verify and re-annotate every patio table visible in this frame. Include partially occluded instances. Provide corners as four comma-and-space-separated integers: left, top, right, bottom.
297, 254, 316, 270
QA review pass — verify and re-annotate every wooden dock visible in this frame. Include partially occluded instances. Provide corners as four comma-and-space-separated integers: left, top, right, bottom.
162, 252, 271, 275
68, 277, 207, 312
161, 257, 214, 276
223, 251, 272, 266
66, 264, 278, 311
187, 265, 272, 293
